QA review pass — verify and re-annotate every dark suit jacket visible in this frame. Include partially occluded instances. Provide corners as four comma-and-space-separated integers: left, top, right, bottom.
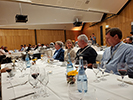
54, 48, 64, 61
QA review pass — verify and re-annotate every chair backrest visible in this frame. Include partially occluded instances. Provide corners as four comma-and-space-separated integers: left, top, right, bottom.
33, 53, 41, 59
0, 55, 6, 64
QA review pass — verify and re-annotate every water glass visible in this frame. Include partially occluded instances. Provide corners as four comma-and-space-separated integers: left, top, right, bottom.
68, 83, 85, 100
99, 61, 106, 81
92, 63, 100, 83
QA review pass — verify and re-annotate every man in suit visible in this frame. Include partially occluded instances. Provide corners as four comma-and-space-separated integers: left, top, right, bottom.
53, 41, 64, 61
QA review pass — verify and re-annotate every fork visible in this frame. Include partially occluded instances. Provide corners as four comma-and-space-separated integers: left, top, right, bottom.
7, 81, 28, 89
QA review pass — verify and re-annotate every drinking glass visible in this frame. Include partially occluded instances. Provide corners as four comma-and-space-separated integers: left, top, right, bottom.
117, 63, 128, 87
29, 65, 40, 99
83, 60, 88, 70
68, 82, 85, 100
73, 59, 88, 71
38, 67, 49, 97
30, 54, 33, 60
73, 59, 79, 70
40, 53, 47, 64
17, 59, 25, 78
5, 63, 14, 80
92, 63, 100, 83
11, 56, 16, 67
99, 61, 106, 81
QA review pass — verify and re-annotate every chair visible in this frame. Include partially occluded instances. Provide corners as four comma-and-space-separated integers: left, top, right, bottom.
33, 53, 41, 59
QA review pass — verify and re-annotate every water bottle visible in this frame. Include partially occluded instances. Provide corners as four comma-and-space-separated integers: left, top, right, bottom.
77, 56, 88, 93
25, 52, 31, 68
66, 53, 74, 73
66, 53, 75, 84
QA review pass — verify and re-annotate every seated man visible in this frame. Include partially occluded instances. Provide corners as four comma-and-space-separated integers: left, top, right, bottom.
19, 45, 24, 51
101, 28, 133, 76
125, 36, 133, 45
0, 46, 11, 64
53, 41, 64, 61
76, 34, 97, 68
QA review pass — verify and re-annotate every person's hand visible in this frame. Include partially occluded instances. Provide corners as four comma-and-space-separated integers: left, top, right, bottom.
1, 67, 9, 73
8, 52, 11, 54
87, 63, 92, 68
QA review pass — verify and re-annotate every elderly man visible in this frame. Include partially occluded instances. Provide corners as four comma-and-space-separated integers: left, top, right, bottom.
53, 41, 64, 61
76, 34, 97, 68
101, 28, 133, 76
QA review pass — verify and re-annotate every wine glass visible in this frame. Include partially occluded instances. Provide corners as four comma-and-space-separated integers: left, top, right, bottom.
40, 53, 47, 64
17, 59, 25, 78
92, 63, 100, 83
73, 59, 79, 70
28, 65, 40, 99
41, 53, 44, 60
38, 67, 49, 97
30, 54, 33, 60
68, 82, 85, 100
99, 61, 106, 81
5, 63, 14, 80
117, 63, 128, 87
73, 59, 88, 71
83, 60, 88, 70
11, 56, 16, 67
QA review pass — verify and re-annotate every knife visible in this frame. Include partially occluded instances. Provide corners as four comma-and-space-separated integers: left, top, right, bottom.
10, 92, 35, 100
7, 81, 28, 89
97, 73, 110, 78
117, 78, 133, 85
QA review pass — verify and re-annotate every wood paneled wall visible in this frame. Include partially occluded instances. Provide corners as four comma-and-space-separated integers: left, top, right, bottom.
83, 0, 133, 46
36, 30, 65, 45
0, 29, 35, 50
0, 29, 80, 50
66, 30, 81, 42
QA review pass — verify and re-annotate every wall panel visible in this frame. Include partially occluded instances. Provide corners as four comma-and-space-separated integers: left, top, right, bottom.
0, 29, 35, 50
66, 30, 81, 42
36, 30, 65, 45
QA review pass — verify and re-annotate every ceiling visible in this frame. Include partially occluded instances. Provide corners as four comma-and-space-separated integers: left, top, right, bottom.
0, 0, 129, 30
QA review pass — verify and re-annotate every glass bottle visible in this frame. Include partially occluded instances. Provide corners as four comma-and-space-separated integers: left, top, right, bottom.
66, 53, 74, 84
66, 53, 74, 73
25, 52, 31, 68
77, 56, 88, 93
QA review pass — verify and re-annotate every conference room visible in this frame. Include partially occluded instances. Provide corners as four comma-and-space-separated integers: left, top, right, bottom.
0, 0, 133, 100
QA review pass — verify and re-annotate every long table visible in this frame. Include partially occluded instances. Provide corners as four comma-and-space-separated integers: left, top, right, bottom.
1, 60, 133, 100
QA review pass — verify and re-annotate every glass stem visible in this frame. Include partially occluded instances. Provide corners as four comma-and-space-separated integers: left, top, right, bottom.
102, 72, 104, 78
96, 73, 98, 81
121, 76, 124, 86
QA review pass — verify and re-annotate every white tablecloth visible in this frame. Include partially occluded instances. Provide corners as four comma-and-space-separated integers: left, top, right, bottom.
1, 60, 133, 100
6, 52, 23, 58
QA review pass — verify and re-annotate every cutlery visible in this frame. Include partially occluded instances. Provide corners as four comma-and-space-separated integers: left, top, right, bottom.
7, 81, 28, 89
10, 92, 35, 100
98, 73, 110, 78
117, 79, 133, 85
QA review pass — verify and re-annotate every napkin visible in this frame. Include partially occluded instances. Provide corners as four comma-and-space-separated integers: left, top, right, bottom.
117, 76, 133, 85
